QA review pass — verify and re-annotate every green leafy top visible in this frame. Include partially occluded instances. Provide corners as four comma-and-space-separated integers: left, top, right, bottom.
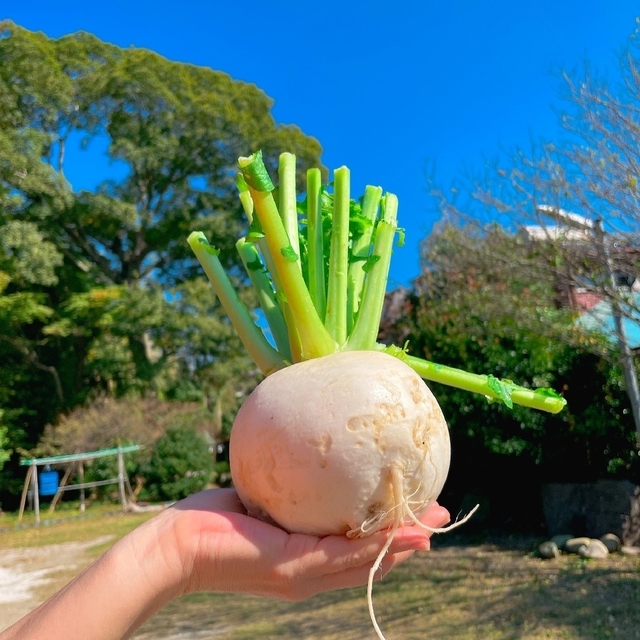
188, 151, 567, 414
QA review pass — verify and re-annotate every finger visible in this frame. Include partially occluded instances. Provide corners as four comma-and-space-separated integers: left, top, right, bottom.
393, 503, 451, 547
298, 549, 417, 598
414, 502, 451, 527
282, 507, 445, 580
317, 527, 421, 573
177, 488, 248, 515
209, 488, 247, 514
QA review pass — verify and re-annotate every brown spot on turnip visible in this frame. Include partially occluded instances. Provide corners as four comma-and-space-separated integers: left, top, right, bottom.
412, 415, 430, 451
408, 375, 423, 404
378, 402, 405, 422
379, 377, 402, 402
347, 415, 372, 431
371, 417, 384, 445
319, 433, 332, 454
307, 433, 333, 454
263, 451, 283, 494
367, 501, 384, 518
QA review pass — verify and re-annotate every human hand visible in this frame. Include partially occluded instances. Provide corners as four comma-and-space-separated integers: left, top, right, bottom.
164, 488, 450, 601
0, 488, 449, 640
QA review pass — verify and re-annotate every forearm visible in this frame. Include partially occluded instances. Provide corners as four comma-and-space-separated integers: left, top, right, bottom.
1, 510, 188, 640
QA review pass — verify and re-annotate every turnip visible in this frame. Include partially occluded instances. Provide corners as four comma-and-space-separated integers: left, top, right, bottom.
188, 151, 566, 639
230, 350, 451, 539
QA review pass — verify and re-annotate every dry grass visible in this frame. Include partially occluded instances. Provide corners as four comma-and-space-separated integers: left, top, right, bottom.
135, 535, 640, 640
0, 505, 154, 549
2, 508, 639, 639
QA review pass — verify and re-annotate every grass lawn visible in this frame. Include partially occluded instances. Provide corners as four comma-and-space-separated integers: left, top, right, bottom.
0, 503, 156, 549
2, 505, 639, 639
135, 534, 640, 640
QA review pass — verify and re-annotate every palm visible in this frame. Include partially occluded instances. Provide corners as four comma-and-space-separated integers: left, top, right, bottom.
172, 488, 450, 599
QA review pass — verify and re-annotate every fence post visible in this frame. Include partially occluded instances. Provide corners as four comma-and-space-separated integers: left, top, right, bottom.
32, 462, 40, 524
117, 446, 126, 508
18, 464, 34, 523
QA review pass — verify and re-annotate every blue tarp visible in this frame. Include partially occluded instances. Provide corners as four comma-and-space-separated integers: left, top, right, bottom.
575, 292, 640, 349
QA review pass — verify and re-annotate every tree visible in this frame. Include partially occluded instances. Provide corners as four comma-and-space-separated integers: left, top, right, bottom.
384, 228, 639, 529
0, 22, 323, 501
427, 24, 640, 445
0, 215, 64, 493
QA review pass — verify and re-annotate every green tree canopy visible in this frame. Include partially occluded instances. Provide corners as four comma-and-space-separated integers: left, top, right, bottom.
0, 21, 324, 503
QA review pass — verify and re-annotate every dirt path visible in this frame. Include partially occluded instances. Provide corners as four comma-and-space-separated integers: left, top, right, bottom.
0, 536, 112, 631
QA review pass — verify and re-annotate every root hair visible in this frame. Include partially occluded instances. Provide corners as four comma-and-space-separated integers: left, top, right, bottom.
364, 469, 480, 640
366, 464, 405, 640
406, 502, 480, 533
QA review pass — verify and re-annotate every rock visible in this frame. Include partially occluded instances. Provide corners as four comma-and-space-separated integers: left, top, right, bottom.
620, 545, 640, 556
600, 533, 621, 553
565, 537, 591, 554
578, 539, 609, 559
550, 534, 573, 550
538, 541, 560, 559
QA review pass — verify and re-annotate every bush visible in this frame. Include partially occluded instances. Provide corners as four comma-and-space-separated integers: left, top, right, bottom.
0, 420, 10, 472
143, 427, 214, 501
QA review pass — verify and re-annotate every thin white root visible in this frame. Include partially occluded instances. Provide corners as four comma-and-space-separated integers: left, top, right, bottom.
367, 466, 405, 640
365, 476, 480, 640
354, 483, 424, 537
406, 502, 480, 533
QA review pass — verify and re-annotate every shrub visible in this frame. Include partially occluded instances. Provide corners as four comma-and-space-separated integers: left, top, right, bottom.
143, 427, 214, 501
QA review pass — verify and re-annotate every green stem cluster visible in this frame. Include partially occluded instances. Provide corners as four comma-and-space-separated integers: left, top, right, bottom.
188, 151, 566, 414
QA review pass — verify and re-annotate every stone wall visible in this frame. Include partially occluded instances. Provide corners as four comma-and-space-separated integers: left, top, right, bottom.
542, 480, 639, 544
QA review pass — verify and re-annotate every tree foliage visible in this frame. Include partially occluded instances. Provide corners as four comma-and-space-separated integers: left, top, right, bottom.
0, 21, 323, 502
424, 23, 640, 452
384, 226, 639, 527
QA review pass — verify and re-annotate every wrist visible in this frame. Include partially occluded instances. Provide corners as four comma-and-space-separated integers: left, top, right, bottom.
124, 506, 199, 601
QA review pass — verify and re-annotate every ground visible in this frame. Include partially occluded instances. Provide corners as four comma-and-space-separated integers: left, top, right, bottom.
0, 537, 110, 630
1, 521, 640, 639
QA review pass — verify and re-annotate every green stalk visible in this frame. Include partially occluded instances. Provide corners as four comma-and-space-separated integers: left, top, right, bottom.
188, 232, 286, 375
279, 153, 301, 272
190, 149, 567, 416
236, 174, 254, 220
236, 238, 291, 361
346, 195, 398, 351
324, 166, 350, 345
306, 168, 326, 320
347, 185, 382, 333
238, 153, 336, 360
238, 169, 300, 357
397, 352, 567, 414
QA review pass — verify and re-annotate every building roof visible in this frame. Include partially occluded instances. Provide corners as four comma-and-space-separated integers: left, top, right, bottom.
519, 225, 593, 243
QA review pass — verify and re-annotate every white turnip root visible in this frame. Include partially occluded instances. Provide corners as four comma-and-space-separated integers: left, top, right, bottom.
230, 350, 451, 537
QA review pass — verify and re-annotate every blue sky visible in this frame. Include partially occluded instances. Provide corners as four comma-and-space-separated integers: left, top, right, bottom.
5, 1, 640, 286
